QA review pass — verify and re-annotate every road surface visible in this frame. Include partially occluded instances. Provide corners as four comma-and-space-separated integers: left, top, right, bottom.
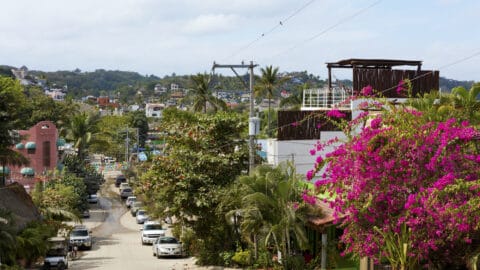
68, 172, 198, 270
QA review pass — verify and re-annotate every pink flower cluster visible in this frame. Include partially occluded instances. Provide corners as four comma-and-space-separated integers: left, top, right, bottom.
326, 109, 347, 118
307, 107, 480, 265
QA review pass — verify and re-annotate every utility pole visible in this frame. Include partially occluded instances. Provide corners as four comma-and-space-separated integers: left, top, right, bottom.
212, 61, 258, 173
125, 126, 129, 165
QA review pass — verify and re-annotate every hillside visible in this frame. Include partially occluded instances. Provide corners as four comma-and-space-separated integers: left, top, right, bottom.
3, 66, 476, 100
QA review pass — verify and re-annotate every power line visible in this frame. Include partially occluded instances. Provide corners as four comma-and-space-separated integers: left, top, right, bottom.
224, 0, 317, 61
262, 0, 383, 61
375, 49, 480, 96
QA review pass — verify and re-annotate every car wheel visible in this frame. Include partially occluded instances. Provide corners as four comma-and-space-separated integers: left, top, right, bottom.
57, 262, 66, 270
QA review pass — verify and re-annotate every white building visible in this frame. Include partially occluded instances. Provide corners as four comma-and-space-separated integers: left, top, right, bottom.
145, 103, 165, 118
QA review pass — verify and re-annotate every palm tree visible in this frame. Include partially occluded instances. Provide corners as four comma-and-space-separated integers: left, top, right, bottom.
255, 66, 288, 137
451, 83, 480, 125
190, 73, 227, 113
405, 91, 455, 123
0, 208, 17, 265
234, 163, 310, 265
66, 112, 101, 161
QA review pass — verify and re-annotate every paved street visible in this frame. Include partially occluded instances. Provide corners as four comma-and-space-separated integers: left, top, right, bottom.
67, 172, 198, 270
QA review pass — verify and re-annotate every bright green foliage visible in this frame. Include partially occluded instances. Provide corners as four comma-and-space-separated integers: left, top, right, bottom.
189, 73, 227, 113
22, 86, 79, 129
62, 154, 103, 196
255, 66, 288, 137
127, 111, 149, 148
92, 115, 129, 159
0, 208, 17, 265
137, 108, 248, 264
15, 221, 56, 267
65, 112, 102, 161
233, 163, 310, 268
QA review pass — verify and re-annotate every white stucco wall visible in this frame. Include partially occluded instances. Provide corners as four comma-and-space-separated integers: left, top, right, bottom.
266, 131, 346, 177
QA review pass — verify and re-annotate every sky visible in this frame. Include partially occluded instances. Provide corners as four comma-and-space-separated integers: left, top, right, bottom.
1, 0, 479, 81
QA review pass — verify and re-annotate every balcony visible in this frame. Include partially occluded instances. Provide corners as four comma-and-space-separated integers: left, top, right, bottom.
302, 87, 353, 110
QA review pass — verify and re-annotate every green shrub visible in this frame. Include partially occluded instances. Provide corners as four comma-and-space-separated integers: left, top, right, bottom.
232, 250, 252, 267
220, 251, 235, 267
284, 254, 305, 270
255, 250, 273, 268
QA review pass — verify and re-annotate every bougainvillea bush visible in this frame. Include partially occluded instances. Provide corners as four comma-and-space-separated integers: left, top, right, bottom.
309, 104, 480, 269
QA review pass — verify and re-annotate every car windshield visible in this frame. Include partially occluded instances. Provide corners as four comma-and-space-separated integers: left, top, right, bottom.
144, 224, 162, 230
159, 237, 178, 244
128, 197, 136, 202
71, 230, 88, 236
137, 210, 146, 215
123, 188, 132, 192
46, 248, 67, 256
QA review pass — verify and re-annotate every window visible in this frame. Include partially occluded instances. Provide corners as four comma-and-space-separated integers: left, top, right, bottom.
43, 141, 50, 167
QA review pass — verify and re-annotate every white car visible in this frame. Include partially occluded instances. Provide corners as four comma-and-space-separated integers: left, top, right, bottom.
152, 236, 183, 258
141, 221, 165, 245
136, 209, 149, 224
69, 225, 92, 250
87, 194, 98, 204
125, 196, 136, 208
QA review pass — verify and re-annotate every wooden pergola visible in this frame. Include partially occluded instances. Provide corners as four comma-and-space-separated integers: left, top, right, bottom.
326, 58, 423, 91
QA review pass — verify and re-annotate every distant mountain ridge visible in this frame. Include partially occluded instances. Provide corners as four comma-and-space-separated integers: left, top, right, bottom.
0, 65, 475, 98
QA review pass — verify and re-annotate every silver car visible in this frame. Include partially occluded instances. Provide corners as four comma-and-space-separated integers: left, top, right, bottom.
135, 209, 149, 224
120, 188, 133, 199
152, 236, 183, 258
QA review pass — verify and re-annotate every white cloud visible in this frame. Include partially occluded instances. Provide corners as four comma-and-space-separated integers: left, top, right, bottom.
182, 14, 240, 35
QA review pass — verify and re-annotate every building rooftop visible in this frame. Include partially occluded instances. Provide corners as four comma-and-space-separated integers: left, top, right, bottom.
326, 58, 422, 69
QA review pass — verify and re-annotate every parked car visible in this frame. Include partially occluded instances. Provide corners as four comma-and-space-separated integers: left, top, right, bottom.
119, 182, 130, 192
130, 201, 143, 216
120, 188, 133, 199
125, 196, 136, 208
115, 175, 127, 187
87, 194, 98, 204
44, 237, 69, 269
69, 225, 92, 250
140, 221, 165, 245
82, 209, 90, 218
136, 209, 149, 224
152, 236, 183, 258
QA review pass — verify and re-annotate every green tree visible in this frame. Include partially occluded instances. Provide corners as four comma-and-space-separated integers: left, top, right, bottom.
137, 108, 248, 264
255, 66, 288, 137
66, 112, 102, 161
190, 73, 227, 113
15, 221, 56, 268
0, 76, 29, 186
127, 111, 149, 148
23, 86, 79, 129
235, 163, 309, 267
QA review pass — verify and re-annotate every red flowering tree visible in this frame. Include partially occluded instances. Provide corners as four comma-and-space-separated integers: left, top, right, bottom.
309, 104, 480, 269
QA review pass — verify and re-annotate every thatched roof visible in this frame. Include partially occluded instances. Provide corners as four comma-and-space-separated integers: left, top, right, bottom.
0, 182, 41, 230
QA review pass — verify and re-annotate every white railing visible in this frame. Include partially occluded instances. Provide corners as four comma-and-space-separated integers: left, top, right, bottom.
301, 87, 353, 110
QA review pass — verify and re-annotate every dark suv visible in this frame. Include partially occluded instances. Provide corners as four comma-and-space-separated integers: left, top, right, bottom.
115, 175, 127, 187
